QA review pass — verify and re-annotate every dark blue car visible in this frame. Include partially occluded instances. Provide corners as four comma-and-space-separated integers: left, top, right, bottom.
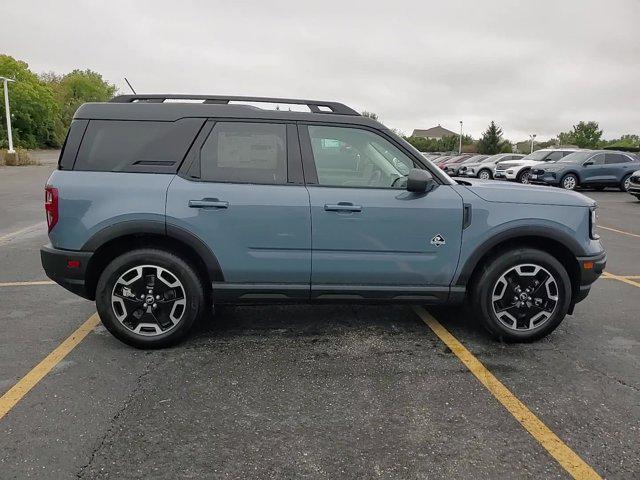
530, 150, 640, 191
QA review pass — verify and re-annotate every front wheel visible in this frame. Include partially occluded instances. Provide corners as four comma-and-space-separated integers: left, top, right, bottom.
561, 173, 578, 190
472, 248, 572, 342
478, 169, 492, 180
96, 249, 205, 348
517, 169, 531, 184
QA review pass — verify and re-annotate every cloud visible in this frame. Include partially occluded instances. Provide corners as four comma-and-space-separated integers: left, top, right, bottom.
3, 0, 639, 140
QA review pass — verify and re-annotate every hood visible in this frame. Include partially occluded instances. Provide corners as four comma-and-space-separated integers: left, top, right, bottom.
459, 178, 595, 207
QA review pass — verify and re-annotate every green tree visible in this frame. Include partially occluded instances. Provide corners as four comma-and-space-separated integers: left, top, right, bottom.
0, 55, 61, 148
477, 121, 504, 154
361, 111, 379, 121
558, 121, 603, 148
44, 69, 117, 130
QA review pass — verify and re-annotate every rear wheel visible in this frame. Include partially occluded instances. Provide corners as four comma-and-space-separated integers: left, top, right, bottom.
478, 169, 492, 180
96, 249, 205, 348
621, 174, 632, 192
517, 169, 531, 184
472, 248, 572, 342
561, 173, 578, 190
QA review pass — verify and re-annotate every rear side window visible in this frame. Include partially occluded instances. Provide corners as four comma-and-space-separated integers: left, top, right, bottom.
74, 119, 203, 172
605, 153, 631, 164
199, 122, 287, 184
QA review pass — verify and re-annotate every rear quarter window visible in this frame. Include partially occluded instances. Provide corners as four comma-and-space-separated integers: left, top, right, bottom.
74, 119, 204, 173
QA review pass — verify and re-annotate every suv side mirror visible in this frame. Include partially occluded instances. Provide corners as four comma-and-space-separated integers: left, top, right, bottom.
584, 161, 593, 166
407, 168, 434, 193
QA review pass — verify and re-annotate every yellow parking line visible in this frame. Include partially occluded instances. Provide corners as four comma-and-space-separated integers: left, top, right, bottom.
414, 307, 601, 480
0, 313, 100, 421
598, 225, 640, 238
0, 280, 55, 287
601, 271, 640, 288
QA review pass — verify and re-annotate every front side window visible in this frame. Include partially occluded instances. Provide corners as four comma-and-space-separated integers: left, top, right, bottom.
307, 125, 416, 188
200, 122, 287, 184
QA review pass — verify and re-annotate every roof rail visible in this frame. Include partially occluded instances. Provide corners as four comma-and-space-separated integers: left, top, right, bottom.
110, 94, 360, 116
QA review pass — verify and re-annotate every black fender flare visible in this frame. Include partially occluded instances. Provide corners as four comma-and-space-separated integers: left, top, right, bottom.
454, 224, 585, 286
82, 220, 224, 282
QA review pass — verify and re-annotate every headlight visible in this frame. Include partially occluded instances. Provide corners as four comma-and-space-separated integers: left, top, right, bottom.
590, 207, 599, 240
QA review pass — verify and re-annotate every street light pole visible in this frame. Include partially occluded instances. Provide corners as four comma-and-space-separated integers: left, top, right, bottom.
1, 77, 16, 154
530, 134, 537, 154
459, 121, 463, 154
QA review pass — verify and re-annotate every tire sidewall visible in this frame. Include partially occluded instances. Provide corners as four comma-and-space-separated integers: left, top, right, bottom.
96, 249, 204, 348
621, 174, 631, 192
479, 169, 492, 180
474, 248, 572, 342
518, 169, 531, 184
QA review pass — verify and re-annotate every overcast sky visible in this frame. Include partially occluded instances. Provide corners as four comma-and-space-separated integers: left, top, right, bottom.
3, 0, 639, 140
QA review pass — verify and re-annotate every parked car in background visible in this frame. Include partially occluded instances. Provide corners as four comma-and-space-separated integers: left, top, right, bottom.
445, 155, 489, 177
530, 150, 640, 191
494, 148, 580, 184
628, 170, 640, 200
443, 154, 485, 176
439, 154, 474, 170
461, 153, 525, 179
433, 155, 452, 165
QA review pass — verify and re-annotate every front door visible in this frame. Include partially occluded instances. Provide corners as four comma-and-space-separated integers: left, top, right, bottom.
581, 153, 606, 184
300, 124, 463, 301
166, 121, 311, 300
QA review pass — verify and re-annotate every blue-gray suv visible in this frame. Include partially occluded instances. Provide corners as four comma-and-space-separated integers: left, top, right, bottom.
530, 150, 640, 191
41, 95, 605, 348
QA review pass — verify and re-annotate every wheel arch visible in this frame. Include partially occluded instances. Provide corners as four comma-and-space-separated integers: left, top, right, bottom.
83, 221, 223, 300
457, 229, 582, 302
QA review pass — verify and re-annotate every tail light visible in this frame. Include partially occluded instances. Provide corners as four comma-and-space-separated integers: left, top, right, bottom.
45, 185, 59, 232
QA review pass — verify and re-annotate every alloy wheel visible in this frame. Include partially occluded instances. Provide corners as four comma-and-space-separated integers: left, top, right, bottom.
111, 265, 186, 336
491, 264, 559, 332
562, 176, 576, 190
479, 170, 491, 180
520, 171, 531, 184
623, 176, 631, 191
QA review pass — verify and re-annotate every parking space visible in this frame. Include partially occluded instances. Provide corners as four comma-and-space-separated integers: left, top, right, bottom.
0, 165, 639, 479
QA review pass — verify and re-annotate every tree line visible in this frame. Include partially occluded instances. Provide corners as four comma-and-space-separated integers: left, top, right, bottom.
0, 55, 116, 149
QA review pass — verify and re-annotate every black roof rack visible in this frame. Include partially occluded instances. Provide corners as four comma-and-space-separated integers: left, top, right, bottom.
110, 94, 360, 116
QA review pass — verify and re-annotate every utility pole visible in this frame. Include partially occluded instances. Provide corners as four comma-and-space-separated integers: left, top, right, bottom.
459, 121, 463, 154
530, 134, 537, 154
0, 76, 15, 153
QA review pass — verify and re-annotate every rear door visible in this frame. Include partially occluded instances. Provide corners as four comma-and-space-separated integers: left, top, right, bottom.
166, 121, 311, 300
604, 153, 636, 184
300, 124, 463, 301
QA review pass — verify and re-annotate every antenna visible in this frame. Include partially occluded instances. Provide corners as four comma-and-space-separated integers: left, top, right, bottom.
124, 78, 137, 94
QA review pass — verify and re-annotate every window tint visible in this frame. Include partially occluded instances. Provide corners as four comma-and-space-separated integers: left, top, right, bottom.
200, 122, 287, 184
308, 125, 416, 188
75, 119, 202, 172
545, 151, 565, 161
587, 154, 605, 165
605, 153, 630, 164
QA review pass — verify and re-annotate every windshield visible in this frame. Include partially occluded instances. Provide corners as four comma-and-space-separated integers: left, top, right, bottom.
558, 151, 593, 163
520, 150, 550, 161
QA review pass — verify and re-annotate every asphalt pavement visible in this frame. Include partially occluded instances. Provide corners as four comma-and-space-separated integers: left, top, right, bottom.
0, 159, 638, 479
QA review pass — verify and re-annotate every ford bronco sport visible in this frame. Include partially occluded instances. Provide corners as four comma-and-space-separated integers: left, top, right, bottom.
41, 95, 606, 348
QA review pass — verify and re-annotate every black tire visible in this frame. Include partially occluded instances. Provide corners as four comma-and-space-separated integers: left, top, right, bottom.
478, 169, 493, 180
472, 248, 572, 342
517, 169, 531, 184
560, 173, 578, 190
620, 174, 632, 192
96, 248, 205, 348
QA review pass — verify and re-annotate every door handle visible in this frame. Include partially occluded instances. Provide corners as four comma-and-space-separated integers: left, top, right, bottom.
188, 198, 229, 209
324, 202, 362, 212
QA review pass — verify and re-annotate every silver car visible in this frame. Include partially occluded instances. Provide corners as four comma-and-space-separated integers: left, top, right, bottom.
462, 153, 525, 179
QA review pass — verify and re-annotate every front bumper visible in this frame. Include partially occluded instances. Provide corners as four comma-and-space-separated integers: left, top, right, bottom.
529, 171, 559, 185
573, 251, 606, 305
628, 180, 640, 197
41, 244, 94, 300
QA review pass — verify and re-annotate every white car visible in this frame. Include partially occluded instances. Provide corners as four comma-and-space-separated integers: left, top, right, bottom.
461, 153, 525, 180
494, 148, 581, 184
